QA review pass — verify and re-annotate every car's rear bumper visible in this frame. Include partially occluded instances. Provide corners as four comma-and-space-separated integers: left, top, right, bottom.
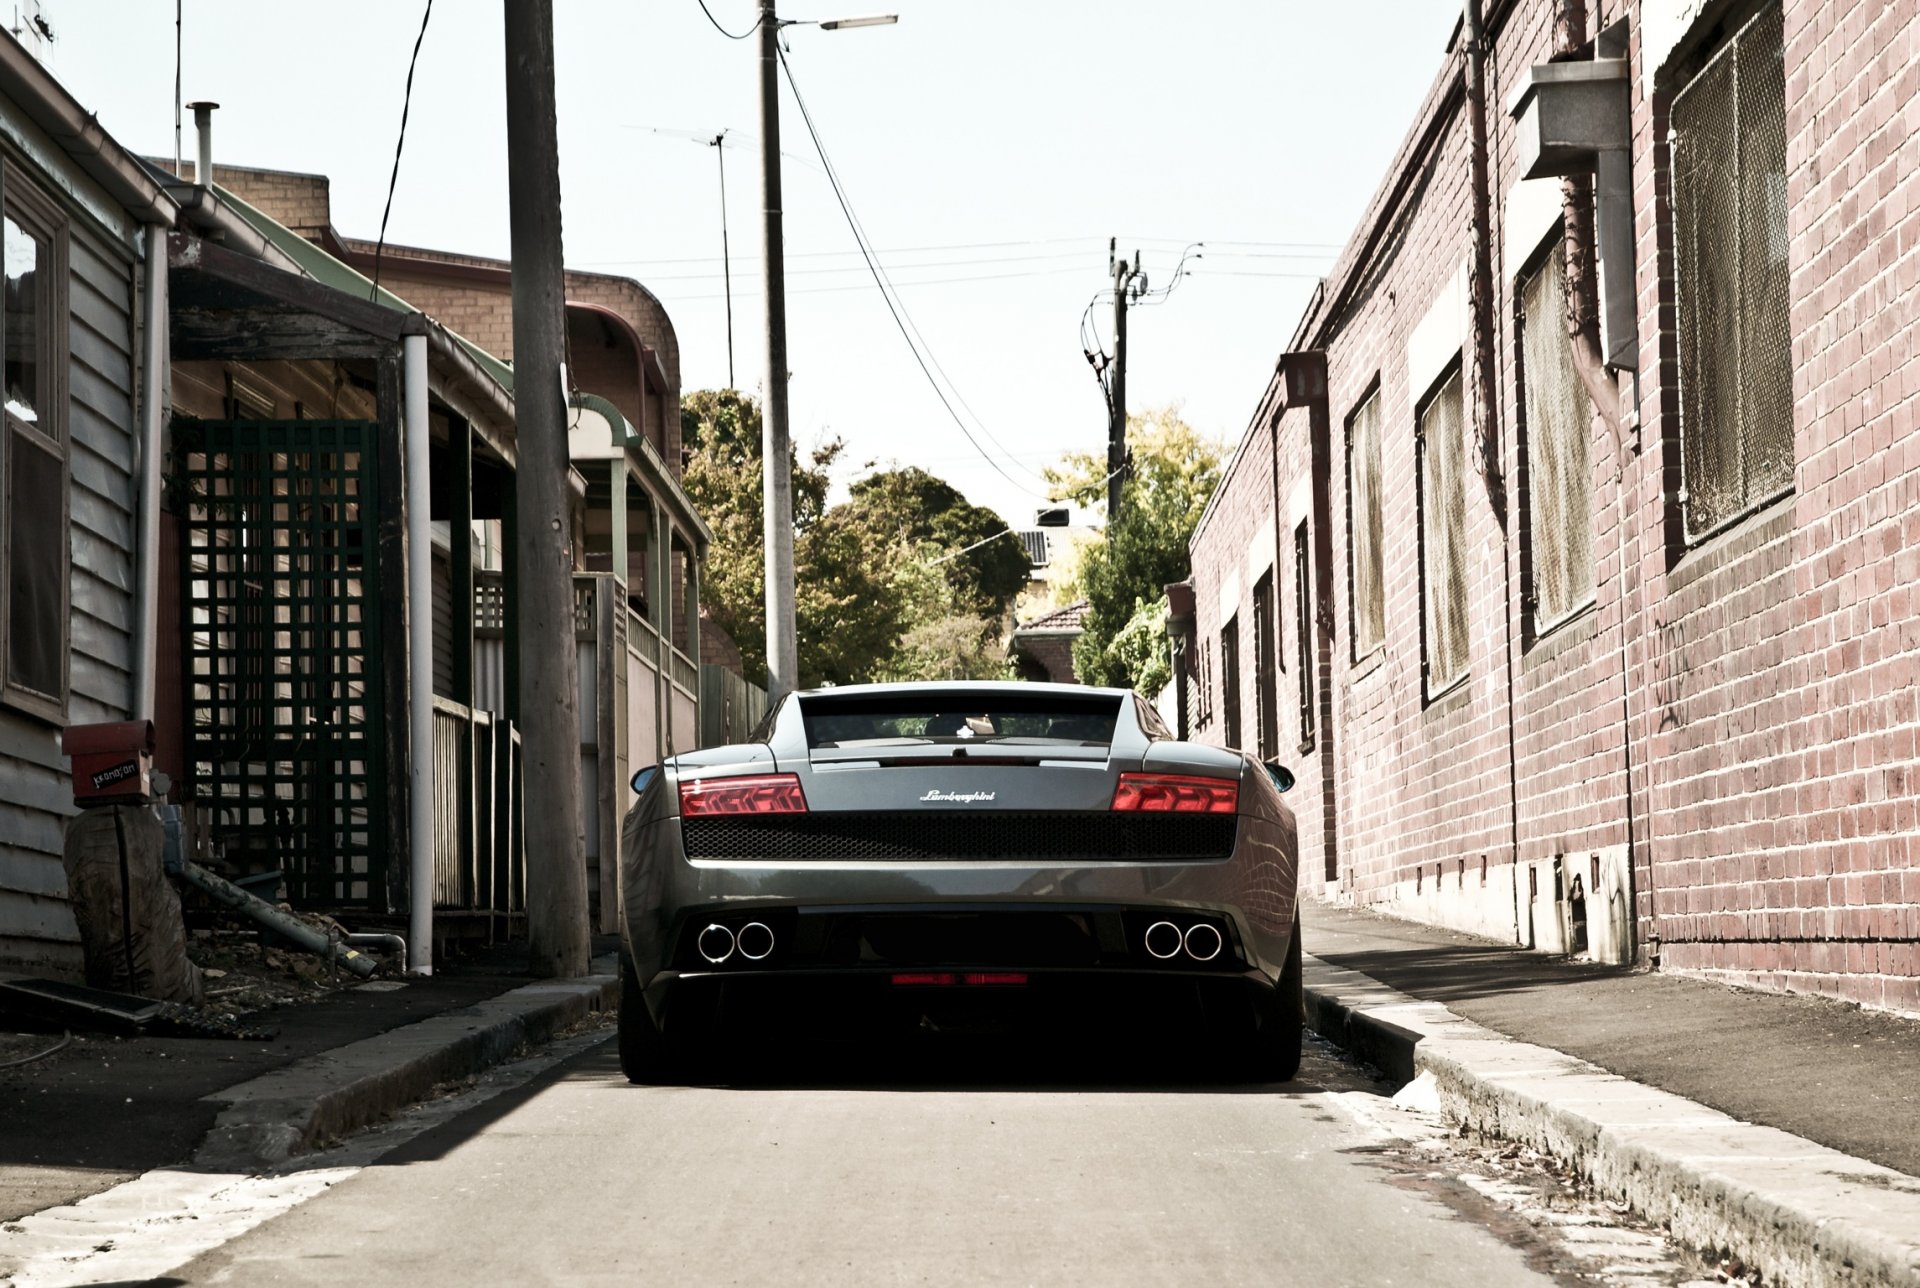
639, 959, 1281, 1044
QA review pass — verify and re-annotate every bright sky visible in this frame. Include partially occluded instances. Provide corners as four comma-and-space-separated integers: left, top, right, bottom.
45, 0, 1459, 530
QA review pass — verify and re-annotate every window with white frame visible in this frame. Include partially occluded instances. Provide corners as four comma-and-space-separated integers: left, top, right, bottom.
1, 165, 69, 721
1346, 387, 1385, 659
1418, 368, 1469, 694
1670, 4, 1792, 540
1519, 249, 1595, 629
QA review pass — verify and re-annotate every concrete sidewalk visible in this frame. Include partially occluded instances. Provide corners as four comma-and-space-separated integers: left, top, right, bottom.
1301, 898, 1920, 1288
0, 948, 617, 1222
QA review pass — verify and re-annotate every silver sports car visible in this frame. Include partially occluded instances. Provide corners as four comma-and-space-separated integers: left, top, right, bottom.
616, 680, 1302, 1082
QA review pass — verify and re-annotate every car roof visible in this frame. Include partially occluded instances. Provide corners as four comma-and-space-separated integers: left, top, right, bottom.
792, 680, 1135, 700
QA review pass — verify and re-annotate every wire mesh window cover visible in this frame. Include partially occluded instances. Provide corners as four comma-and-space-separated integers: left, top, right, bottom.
1295, 521, 1315, 743
1519, 252, 1596, 628
1671, 5, 1793, 541
1419, 370, 1470, 693
1221, 616, 1242, 750
1252, 572, 1278, 758
176, 420, 388, 910
1347, 390, 1386, 658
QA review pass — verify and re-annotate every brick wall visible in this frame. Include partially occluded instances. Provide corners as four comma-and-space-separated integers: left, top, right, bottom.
1185, 0, 1920, 1016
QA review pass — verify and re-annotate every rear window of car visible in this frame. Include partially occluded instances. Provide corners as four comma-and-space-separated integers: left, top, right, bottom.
798, 691, 1124, 750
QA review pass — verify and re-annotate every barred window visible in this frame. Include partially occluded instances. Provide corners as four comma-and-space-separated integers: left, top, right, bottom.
1294, 521, 1315, 748
1251, 572, 1277, 757
1221, 615, 1242, 750
1671, 5, 1792, 541
1418, 368, 1469, 694
1346, 388, 1385, 658
1519, 250, 1595, 629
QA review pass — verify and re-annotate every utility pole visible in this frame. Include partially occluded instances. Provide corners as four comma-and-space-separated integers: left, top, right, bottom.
503, 0, 589, 978
711, 131, 736, 389
1107, 243, 1138, 525
759, 0, 799, 704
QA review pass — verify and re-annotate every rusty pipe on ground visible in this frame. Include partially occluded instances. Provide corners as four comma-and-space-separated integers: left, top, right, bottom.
178, 860, 379, 979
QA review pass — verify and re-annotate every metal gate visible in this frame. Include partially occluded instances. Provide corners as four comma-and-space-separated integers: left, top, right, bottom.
175, 419, 388, 911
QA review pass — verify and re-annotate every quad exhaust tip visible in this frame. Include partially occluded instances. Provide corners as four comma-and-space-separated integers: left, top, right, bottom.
696, 923, 736, 964
736, 921, 775, 961
1183, 922, 1223, 962
1143, 920, 1184, 960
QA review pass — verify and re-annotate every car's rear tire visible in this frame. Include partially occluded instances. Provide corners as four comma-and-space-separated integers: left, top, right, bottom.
619, 956, 681, 1084
1238, 914, 1304, 1082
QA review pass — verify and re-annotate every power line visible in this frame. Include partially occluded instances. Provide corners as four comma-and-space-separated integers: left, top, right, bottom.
776, 46, 1050, 499
630, 249, 1105, 282
693, 0, 758, 40
369, 0, 434, 301
660, 263, 1091, 300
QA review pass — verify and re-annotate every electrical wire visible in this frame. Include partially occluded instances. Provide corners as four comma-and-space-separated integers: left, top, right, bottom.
775, 54, 1052, 488
661, 264, 1092, 300
695, 0, 760, 39
369, 0, 434, 302
777, 46, 1050, 498
0, 1030, 71, 1070
923, 526, 1026, 567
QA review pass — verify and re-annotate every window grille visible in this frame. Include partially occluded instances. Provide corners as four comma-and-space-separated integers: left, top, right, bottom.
1519, 251, 1595, 628
1419, 369, 1470, 693
1294, 521, 1315, 747
1347, 390, 1385, 657
1671, 5, 1792, 540
1252, 572, 1278, 757
1221, 616, 1242, 750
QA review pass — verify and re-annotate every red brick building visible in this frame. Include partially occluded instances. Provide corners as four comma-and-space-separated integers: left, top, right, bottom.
1187, 0, 1920, 1015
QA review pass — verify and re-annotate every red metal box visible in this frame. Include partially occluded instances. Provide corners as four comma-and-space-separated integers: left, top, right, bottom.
60, 720, 155, 805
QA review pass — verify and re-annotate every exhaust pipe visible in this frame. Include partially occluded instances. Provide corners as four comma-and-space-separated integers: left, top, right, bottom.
1143, 920, 1184, 960
736, 921, 775, 961
696, 923, 736, 964
1183, 923, 1223, 962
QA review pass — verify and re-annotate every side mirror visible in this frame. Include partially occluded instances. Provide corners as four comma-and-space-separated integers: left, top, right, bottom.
630, 766, 659, 796
1265, 763, 1295, 793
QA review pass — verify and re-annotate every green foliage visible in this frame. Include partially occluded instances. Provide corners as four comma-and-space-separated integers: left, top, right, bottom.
874, 543, 1011, 682
680, 392, 1029, 689
681, 389, 851, 682
1046, 408, 1224, 691
1098, 596, 1173, 697
847, 468, 1030, 622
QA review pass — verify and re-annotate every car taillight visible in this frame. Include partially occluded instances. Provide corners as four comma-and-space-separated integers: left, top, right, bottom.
678, 773, 809, 816
1111, 772, 1238, 814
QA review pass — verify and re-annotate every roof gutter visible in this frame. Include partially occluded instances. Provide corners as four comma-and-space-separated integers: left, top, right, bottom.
0, 32, 177, 227
165, 185, 308, 274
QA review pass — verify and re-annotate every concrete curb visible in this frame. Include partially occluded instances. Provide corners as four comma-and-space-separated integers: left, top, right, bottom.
194, 955, 620, 1170
1304, 954, 1920, 1288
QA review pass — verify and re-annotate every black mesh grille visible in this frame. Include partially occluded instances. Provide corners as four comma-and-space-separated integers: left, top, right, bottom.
681, 812, 1238, 863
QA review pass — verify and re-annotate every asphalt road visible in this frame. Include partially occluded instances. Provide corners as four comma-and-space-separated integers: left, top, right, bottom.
3, 1023, 1705, 1287
88, 1029, 1671, 1288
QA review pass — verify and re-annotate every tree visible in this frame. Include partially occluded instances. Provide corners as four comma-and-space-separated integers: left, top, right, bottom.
875, 542, 1010, 682
845, 468, 1029, 623
1044, 408, 1224, 691
682, 389, 880, 684
681, 394, 1026, 689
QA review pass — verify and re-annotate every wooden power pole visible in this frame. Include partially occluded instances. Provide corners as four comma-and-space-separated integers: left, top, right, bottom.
503, 0, 589, 978
1107, 247, 1137, 525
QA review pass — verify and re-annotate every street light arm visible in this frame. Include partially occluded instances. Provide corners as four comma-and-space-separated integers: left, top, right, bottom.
814, 14, 898, 29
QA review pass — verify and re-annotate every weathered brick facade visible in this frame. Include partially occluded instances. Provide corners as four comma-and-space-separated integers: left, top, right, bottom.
1187, 0, 1920, 1016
